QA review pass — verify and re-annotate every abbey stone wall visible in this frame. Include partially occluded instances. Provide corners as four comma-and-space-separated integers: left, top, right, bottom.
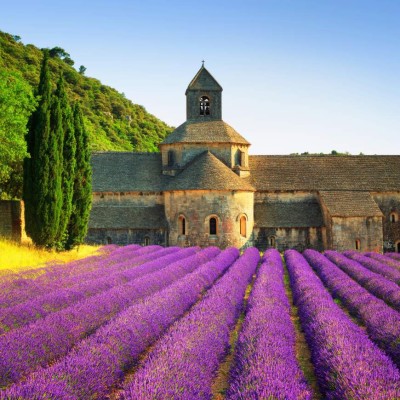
164, 190, 254, 248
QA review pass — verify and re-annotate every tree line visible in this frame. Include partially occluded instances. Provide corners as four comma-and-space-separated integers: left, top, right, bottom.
23, 51, 92, 250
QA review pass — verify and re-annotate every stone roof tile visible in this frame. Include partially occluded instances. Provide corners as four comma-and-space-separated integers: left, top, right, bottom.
89, 205, 167, 229
161, 120, 250, 145
186, 66, 222, 93
166, 151, 255, 191
255, 201, 323, 227
249, 155, 400, 191
319, 191, 383, 217
91, 152, 164, 192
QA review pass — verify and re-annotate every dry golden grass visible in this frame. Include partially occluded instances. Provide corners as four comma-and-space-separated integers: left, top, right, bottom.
0, 238, 101, 274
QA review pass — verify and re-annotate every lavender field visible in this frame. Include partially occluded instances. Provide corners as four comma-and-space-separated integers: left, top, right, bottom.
0, 245, 399, 399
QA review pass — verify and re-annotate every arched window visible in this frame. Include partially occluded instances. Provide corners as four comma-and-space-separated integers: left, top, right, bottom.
355, 239, 361, 250
240, 216, 246, 237
235, 150, 245, 167
179, 216, 186, 235
397, 241, 400, 253
144, 236, 150, 246
106, 236, 112, 245
209, 217, 217, 235
167, 150, 174, 167
390, 212, 398, 223
200, 96, 210, 116
269, 236, 276, 248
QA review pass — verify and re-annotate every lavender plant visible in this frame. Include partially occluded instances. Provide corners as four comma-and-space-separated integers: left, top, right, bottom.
387, 252, 400, 261
304, 249, 400, 368
325, 251, 400, 310
1, 247, 237, 399
0, 246, 180, 333
119, 247, 260, 400
0, 244, 161, 309
365, 252, 400, 271
343, 251, 400, 284
285, 250, 400, 400
226, 249, 312, 400
0, 246, 199, 387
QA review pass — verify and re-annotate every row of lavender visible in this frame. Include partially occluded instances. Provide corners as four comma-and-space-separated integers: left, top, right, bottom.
0, 244, 160, 307
118, 249, 400, 399
0, 246, 214, 387
1, 247, 240, 398
286, 250, 400, 399
0, 246, 181, 333
1, 247, 399, 398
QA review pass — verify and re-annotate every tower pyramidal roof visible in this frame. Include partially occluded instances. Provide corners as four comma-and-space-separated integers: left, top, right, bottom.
185, 65, 223, 94
161, 64, 249, 145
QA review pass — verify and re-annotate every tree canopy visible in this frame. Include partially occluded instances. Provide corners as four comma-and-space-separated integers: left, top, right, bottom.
0, 68, 36, 197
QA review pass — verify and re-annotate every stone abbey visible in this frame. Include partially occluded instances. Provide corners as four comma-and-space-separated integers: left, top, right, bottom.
1, 66, 398, 251
86, 66, 400, 252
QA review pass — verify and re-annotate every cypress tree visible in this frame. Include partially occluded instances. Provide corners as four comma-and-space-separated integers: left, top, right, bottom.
23, 51, 63, 247
55, 75, 76, 248
66, 103, 92, 249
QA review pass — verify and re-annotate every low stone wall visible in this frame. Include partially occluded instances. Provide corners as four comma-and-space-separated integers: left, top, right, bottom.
0, 200, 24, 242
86, 228, 167, 246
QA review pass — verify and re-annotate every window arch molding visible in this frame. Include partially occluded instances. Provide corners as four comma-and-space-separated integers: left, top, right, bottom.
199, 95, 210, 116
390, 212, 398, 223
205, 214, 219, 236
167, 150, 175, 167
269, 236, 276, 248
236, 213, 248, 238
178, 214, 188, 236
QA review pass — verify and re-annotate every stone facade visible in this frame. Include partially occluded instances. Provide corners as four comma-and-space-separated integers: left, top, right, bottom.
164, 190, 254, 248
372, 192, 400, 252
0, 201, 25, 242
86, 66, 400, 252
4, 65, 399, 252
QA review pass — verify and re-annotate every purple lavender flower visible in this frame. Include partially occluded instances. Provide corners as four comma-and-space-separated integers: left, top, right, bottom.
1, 247, 237, 399
0, 246, 199, 387
119, 247, 260, 400
365, 252, 400, 271
285, 250, 400, 399
0, 244, 160, 309
226, 249, 312, 400
0, 247, 182, 333
304, 249, 400, 368
343, 251, 400, 284
325, 250, 400, 311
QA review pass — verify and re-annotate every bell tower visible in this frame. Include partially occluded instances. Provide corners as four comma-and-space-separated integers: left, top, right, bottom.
185, 63, 223, 121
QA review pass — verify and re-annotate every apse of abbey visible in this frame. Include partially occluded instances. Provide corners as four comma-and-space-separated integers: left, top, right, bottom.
85, 66, 400, 252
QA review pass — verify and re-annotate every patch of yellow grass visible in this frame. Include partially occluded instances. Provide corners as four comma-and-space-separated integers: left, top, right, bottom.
0, 238, 101, 274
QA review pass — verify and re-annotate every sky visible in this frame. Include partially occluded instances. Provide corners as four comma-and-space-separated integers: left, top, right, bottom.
2, 0, 399, 155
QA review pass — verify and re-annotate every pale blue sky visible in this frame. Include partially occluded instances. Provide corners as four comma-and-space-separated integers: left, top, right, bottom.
2, 0, 399, 154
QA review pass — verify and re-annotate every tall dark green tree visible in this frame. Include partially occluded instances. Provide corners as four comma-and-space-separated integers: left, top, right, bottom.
66, 103, 92, 249
55, 75, 76, 247
23, 51, 63, 247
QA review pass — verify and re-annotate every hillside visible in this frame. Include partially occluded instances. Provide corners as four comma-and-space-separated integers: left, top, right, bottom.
0, 30, 173, 152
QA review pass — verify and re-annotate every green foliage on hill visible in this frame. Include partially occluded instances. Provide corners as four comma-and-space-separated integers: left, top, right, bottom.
0, 30, 173, 154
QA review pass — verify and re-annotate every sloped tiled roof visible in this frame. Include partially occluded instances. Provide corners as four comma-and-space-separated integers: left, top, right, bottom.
255, 201, 323, 227
186, 66, 222, 93
89, 205, 167, 229
91, 152, 164, 192
319, 191, 383, 217
165, 151, 255, 192
249, 155, 400, 191
161, 120, 250, 145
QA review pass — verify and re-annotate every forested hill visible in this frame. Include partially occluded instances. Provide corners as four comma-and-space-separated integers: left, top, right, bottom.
0, 30, 173, 152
